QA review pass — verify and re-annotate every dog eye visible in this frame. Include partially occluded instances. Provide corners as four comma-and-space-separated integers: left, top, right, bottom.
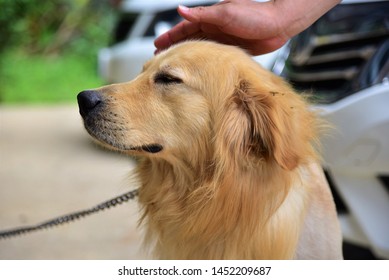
154, 73, 183, 85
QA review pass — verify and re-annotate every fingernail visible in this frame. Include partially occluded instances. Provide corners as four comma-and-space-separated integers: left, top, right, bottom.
178, 5, 190, 13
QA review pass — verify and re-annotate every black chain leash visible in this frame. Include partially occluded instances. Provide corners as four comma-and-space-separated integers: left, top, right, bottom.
0, 188, 138, 240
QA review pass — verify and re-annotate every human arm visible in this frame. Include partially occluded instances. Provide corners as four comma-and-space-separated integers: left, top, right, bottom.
154, 0, 341, 55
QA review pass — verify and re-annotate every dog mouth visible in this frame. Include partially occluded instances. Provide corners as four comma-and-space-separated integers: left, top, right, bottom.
83, 118, 163, 154
88, 127, 163, 154
131, 144, 163, 153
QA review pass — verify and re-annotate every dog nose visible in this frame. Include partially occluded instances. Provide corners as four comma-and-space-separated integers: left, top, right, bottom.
77, 90, 103, 117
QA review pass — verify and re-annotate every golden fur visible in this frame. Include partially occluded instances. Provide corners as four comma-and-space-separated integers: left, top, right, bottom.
78, 41, 343, 259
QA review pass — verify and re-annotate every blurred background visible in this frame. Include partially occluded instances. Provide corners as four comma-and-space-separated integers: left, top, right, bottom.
0, 0, 388, 260
0, 0, 117, 103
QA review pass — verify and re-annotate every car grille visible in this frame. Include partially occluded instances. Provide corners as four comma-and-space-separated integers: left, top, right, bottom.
275, 1, 389, 104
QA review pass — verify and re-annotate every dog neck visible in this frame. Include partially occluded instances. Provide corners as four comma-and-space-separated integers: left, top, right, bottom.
136, 154, 307, 259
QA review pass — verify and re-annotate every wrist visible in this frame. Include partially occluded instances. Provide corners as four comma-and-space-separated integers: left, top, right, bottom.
273, 0, 341, 39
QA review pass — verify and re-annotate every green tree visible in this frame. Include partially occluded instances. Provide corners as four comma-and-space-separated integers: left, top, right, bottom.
0, 0, 115, 101
0, 0, 114, 55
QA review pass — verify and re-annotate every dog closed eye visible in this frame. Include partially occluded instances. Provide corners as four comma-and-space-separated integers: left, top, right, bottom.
154, 72, 183, 85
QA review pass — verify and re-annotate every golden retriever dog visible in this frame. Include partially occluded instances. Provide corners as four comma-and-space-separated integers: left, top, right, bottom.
77, 41, 343, 259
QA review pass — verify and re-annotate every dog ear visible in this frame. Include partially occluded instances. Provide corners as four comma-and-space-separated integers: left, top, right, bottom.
217, 77, 316, 170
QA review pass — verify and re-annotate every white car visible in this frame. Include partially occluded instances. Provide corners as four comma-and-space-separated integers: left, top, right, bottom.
99, 0, 389, 259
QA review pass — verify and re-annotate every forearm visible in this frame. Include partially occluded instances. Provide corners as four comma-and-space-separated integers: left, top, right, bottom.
273, 0, 341, 38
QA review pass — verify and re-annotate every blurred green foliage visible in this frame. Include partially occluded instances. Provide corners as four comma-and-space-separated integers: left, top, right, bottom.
0, 0, 115, 56
1, 50, 103, 103
0, 0, 117, 103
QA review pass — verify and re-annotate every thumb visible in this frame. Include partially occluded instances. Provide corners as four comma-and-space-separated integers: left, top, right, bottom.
178, 4, 224, 25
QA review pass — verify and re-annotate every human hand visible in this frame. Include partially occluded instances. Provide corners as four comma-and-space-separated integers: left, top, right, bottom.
154, 0, 340, 56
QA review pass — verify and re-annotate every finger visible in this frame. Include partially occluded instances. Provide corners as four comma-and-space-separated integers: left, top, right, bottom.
156, 2, 223, 50
154, 20, 201, 50
154, 32, 172, 50
169, 20, 202, 43
154, 30, 206, 54
178, 4, 230, 26
155, 1, 254, 51
179, 3, 269, 40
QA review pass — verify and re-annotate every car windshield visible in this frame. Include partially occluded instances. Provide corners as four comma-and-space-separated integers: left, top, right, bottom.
111, 12, 139, 44
144, 9, 183, 37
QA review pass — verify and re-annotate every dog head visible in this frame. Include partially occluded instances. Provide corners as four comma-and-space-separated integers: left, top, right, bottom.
78, 41, 317, 170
